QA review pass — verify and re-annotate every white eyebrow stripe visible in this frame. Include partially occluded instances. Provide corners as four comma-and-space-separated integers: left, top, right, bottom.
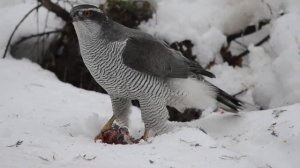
85, 8, 103, 13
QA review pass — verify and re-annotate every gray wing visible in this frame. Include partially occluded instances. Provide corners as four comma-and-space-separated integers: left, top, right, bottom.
122, 36, 215, 78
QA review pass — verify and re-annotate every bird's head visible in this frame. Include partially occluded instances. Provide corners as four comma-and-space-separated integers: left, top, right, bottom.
70, 5, 107, 38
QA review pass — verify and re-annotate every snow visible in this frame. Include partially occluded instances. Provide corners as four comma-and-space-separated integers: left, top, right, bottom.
253, 12, 300, 108
193, 105, 300, 168
1, 0, 300, 167
193, 27, 226, 67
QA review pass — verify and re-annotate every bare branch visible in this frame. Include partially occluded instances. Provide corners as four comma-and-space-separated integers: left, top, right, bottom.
2, 5, 42, 58
37, 0, 71, 22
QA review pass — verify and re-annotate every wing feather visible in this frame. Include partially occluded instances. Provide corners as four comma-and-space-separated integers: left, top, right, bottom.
122, 36, 215, 78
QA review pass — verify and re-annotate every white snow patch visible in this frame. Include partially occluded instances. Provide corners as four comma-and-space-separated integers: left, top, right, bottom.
193, 27, 226, 67
253, 13, 300, 108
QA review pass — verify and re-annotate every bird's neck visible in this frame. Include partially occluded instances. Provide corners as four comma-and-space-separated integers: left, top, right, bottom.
77, 30, 126, 64
74, 21, 126, 62
78, 35, 107, 58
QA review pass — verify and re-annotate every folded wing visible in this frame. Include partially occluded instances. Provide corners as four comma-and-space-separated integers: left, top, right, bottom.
122, 36, 215, 79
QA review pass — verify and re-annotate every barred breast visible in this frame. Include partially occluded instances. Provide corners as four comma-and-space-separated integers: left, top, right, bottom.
79, 37, 170, 100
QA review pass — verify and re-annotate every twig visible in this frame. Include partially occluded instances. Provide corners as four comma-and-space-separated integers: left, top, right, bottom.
13, 30, 62, 46
262, 0, 273, 17
219, 155, 246, 160
38, 156, 49, 161
7, 140, 23, 147
220, 18, 272, 66
233, 40, 247, 49
235, 35, 270, 58
272, 109, 286, 118
266, 3, 273, 17
74, 154, 97, 161
226, 20, 270, 43
2, 5, 42, 58
35, 4, 41, 63
232, 88, 248, 97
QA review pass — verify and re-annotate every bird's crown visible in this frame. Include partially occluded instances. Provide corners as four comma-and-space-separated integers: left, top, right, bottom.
70, 4, 105, 22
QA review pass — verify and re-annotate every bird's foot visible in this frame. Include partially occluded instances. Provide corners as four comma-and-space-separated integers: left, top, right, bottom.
95, 124, 136, 144
94, 115, 117, 142
94, 127, 116, 142
142, 129, 149, 141
94, 132, 103, 142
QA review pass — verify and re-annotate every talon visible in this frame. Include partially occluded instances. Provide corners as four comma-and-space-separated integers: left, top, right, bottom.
142, 129, 149, 141
94, 115, 116, 142
94, 132, 103, 142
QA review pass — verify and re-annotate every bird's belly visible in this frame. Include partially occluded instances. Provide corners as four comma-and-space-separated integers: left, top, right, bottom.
98, 74, 128, 97
85, 58, 169, 99
97, 68, 146, 98
89, 66, 129, 97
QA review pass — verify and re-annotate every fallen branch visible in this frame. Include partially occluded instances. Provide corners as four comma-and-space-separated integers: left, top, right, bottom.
235, 35, 270, 58
221, 35, 270, 66
226, 20, 270, 43
2, 5, 42, 58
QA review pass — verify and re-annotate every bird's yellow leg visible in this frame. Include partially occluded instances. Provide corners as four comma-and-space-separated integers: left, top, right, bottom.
94, 115, 116, 141
142, 129, 149, 141
101, 115, 117, 132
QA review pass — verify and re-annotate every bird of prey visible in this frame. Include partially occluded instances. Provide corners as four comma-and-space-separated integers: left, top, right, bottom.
70, 4, 255, 141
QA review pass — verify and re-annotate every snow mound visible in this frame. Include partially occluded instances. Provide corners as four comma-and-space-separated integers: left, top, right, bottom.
253, 12, 300, 108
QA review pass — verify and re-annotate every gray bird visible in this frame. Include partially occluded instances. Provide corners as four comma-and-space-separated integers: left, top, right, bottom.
70, 4, 256, 141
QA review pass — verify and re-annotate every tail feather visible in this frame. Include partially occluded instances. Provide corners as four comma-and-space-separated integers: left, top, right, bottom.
204, 80, 259, 112
216, 95, 239, 112
167, 78, 259, 113
187, 61, 216, 78
167, 78, 217, 111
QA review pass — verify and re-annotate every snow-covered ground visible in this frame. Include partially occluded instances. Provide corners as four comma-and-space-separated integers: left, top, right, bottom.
1, 0, 300, 168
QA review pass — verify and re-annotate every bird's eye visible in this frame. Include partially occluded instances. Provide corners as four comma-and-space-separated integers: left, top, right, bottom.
82, 10, 93, 17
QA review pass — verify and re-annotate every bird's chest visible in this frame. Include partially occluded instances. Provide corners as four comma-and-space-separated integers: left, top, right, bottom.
81, 43, 129, 95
